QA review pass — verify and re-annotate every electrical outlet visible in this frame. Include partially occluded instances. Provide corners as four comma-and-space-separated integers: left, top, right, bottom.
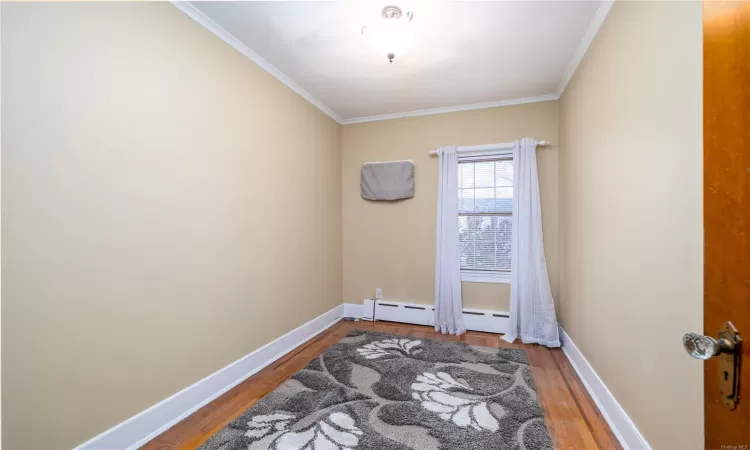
375, 288, 383, 299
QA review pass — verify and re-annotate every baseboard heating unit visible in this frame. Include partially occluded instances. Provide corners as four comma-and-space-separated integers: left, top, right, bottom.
361, 299, 509, 334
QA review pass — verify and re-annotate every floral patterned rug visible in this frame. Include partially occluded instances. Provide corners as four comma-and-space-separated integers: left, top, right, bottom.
198, 330, 553, 450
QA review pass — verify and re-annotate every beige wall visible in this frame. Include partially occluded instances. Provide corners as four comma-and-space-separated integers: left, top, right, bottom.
341, 101, 559, 312
1, 1, 706, 449
1, 3, 342, 449
558, 2, 703, 449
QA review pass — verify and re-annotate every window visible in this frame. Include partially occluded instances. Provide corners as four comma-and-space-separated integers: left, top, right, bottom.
458, 153, 513, 283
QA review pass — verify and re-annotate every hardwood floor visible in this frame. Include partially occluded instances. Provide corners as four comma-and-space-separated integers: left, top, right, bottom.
142, 320, 622, 450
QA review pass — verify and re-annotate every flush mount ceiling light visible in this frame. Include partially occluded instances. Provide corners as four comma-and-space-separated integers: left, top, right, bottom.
361, 6, 415, 63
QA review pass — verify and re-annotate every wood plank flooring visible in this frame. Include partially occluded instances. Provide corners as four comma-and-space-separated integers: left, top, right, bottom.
142, 320, 622, 450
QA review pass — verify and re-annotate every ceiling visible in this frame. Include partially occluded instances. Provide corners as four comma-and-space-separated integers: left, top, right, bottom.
181, 1, 608, 123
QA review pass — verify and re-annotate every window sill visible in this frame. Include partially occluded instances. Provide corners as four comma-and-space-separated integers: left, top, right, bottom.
461, 271, 511, 284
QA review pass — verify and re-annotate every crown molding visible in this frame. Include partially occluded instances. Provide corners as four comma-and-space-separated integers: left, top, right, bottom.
173, 0, 606, 125
340, 94, 560, 125
555, 0, 614, 97
170, 1, 344, 124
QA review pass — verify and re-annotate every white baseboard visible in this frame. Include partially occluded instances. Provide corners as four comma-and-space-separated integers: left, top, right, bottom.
343, 302, 364, 319
75, 304, 346, 450
560, 328, 651, 450
76, 306, 643, 450
343, 301, 508, 334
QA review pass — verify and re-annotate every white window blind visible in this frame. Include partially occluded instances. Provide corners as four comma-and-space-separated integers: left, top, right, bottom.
458, 156, 513, 274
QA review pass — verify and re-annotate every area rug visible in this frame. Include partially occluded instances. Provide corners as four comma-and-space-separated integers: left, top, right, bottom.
198, 330, 553, 450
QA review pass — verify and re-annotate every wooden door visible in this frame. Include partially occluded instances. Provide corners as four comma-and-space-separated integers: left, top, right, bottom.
703, 1, 750, 449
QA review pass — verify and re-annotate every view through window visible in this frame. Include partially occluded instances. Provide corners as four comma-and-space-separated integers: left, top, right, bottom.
458, 156, 513, 274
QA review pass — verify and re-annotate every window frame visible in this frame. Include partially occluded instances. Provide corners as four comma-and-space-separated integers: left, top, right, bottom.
457, 147, 514, 285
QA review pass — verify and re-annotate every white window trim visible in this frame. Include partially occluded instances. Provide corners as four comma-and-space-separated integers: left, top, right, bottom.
461, 270, 511, 284
458, 145, 514, 284
457, 147, 514, 160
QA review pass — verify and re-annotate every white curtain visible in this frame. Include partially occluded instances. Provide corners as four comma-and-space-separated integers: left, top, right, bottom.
503, 138, 560, 347
434, 146, 466, 335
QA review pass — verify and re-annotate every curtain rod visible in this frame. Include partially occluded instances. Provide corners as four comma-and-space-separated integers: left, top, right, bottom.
428, 140, 551, 156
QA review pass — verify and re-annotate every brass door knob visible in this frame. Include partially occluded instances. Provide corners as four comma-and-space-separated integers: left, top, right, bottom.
682, 332, 735, 360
